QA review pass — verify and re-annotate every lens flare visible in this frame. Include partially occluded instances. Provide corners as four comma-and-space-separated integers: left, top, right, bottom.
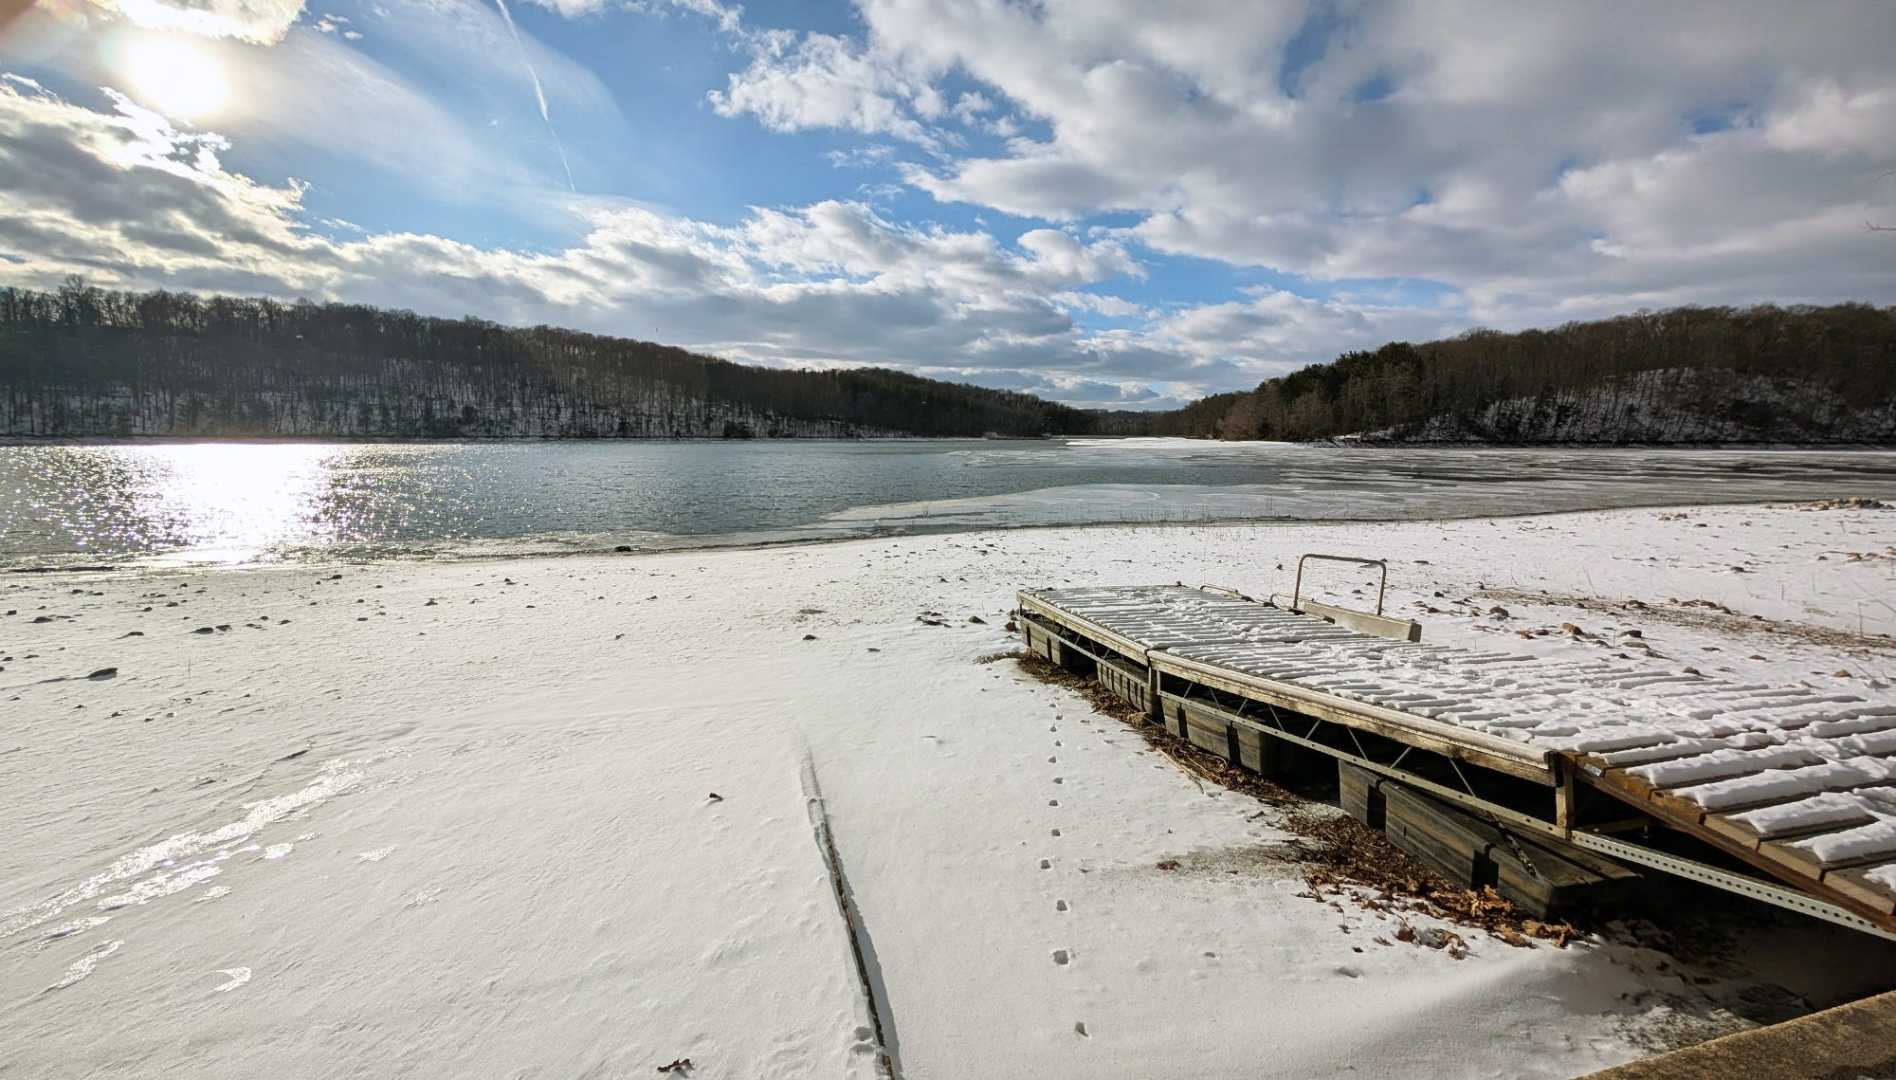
119, 36, 229, 121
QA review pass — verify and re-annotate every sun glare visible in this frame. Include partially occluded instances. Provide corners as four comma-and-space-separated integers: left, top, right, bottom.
120, 37, 229, 121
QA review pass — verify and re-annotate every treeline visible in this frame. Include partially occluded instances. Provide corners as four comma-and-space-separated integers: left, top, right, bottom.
4, 282, 1892, 444
0, 280, 1095, 439
1144, 304, 1896, 443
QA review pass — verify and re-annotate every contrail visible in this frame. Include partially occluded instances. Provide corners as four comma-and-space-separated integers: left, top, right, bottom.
491, 0, 576, 191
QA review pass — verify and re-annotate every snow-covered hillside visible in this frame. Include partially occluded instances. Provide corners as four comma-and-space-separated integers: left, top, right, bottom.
1364, 369, 1896, 444
0, 384, 900, 439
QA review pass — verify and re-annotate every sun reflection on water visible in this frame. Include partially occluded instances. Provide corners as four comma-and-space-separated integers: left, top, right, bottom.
128, 444, 341, 564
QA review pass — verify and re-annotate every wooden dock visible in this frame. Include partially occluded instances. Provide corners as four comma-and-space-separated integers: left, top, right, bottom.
1015, 584, 1896, 937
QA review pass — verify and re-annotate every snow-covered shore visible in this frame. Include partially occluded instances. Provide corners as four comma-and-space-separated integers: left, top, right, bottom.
4, 504, 1895, 1078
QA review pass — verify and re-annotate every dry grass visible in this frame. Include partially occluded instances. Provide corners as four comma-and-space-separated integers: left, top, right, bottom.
1002, 648, 1578, 950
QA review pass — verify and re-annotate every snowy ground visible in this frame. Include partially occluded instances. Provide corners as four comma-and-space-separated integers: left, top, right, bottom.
4, 503, 1895, 1079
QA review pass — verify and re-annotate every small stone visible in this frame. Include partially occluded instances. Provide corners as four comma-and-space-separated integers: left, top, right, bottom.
614, 545, 632, 553
968, 615, 986, 625
86, 667, 117, 680
1833, 669, 1851, 678
192, 627, 215, 634
1487, 606, 1510, 619
1621, 628, 1642, 638
31, 615, 53, 624
1559, 622, 1583, 636
802, 633, 817, 641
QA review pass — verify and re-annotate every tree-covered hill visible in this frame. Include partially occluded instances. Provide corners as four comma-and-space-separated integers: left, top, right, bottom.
1145, 304, 1896, 444
3, 281, 1891, 443
0, 281, 1094, 439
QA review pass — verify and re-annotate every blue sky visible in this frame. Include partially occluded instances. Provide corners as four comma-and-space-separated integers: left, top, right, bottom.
1, 0, 1892, 408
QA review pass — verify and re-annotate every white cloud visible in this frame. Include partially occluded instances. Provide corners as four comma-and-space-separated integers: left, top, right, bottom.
0, 78, 1284, 404
708, 29, 940, 147
823, 143, 896, 169
310, 11, 360, 38
950, 90, 991, 124
92, 0, 306, 43
693, 0, 1896, 329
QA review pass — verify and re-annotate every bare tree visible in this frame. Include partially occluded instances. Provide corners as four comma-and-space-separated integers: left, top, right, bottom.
1868, 169, 1896, 232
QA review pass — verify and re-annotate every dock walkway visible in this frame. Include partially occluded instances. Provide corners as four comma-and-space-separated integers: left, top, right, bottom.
1015, 585, 1896, 936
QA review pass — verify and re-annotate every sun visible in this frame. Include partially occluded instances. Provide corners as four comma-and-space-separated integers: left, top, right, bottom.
120, 37, 230, 122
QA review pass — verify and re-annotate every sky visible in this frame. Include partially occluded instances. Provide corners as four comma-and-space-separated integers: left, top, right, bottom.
0, 1, 1893, 410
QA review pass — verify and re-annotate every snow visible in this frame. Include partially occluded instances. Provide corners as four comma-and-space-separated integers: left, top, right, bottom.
3, 503, 1895, 1077
1626, 747, 1822, 789
1675, 760, 1888, 812
1790, 821, 1896, 868
1727, 793, 1876, 840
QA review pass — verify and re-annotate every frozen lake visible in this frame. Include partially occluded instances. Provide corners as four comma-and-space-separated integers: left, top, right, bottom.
4, 438, 1896, 565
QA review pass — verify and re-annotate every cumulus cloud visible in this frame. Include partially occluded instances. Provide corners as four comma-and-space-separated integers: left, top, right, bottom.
310, 12, 360, 39
0, 77, 1251, 404
21, 1, 1888, 408
694, 0, 1896, 328
708, 29, 942, 147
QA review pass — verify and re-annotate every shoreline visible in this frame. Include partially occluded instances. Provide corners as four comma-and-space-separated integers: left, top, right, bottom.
5, 494, 1889, 574
6, 434, 1896, 449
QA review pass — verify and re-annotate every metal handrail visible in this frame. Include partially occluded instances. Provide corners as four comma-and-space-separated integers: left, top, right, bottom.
1291, 553, 1388, 616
